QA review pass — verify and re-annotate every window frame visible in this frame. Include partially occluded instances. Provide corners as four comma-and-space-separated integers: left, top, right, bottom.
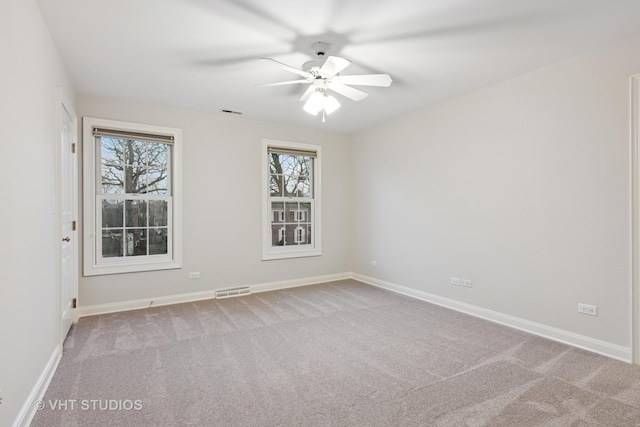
83, 117, 183, 276
262, 139, 321, 260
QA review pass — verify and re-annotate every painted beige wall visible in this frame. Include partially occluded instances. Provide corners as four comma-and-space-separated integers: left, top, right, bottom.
351, 35, 640, 349
0, 0, 75, 425
77, 95, 351, 306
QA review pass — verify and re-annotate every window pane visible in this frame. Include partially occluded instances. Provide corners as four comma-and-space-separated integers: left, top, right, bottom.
149, 200, 168, 226
285, 178, 310, 197
126, 200, 147, 227
299, 202, 311, 223
294, 176, 311, 197
271, 224, 285, 246
126, 229, 147, 256
101, 164, 124, 194
148, 143, 168, 168
271, 202, 284, 224
269, 153, 287, 175
146, 167, 168, 195
101, 138, 124, 194
285, 224, 309, 246
101, 138, 122, 160
270, 174, 283, 196
123, 139, 147, 166
124, 165, 148, 193
149, 228, 168, 255
102, 199, 123, 228
102, 229, 123, 257
284, 202, 299, 223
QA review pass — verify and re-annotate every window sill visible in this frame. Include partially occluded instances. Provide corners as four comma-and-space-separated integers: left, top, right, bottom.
84, 258, 182, 276
262, 248, 322, 261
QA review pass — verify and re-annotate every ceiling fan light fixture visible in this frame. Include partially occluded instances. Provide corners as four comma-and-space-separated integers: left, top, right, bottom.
303, 88, 341, 118
323, 94, 340, 115
303, 91, 324, 115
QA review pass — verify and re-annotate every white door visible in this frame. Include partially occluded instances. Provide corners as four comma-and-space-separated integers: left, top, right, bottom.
59, 96, 77, 342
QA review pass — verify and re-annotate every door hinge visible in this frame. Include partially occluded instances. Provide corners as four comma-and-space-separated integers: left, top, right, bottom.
72, 220, 77, 231
71, 298, 77, 309
71, 143, 76, 153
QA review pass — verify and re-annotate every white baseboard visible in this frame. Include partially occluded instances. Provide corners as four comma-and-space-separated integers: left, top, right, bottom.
251, 272, 351, 293
351, 273, 632, 363
78, 272, 351, 317
78, 289, 220, 317
13, 346, 61, 427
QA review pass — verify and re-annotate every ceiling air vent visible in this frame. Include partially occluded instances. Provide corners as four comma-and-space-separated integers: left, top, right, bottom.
220, 109, 243, 115
215, 287, 251, 299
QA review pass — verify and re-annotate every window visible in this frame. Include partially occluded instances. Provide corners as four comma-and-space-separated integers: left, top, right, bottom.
83, 117, 182, 275
262, 139, 321, 259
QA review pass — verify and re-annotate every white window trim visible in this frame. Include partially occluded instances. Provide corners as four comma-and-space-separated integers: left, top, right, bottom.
83, 117, 183, 275
262, 138, 321, 260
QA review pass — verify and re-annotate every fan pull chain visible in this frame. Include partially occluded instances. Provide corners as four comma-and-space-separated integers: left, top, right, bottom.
322, 109, 326, 123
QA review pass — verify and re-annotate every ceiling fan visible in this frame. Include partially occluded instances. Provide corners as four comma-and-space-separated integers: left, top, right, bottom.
257, 42, 392, 121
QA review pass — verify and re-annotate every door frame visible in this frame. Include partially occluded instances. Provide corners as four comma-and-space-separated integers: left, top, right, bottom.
631, 74, 640, 364
56, 87, 79, 348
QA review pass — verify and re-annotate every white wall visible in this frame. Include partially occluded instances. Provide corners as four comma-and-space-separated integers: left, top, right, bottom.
77, 95, 351, 306
0, 1, 75, 425
351, 35, 640, 351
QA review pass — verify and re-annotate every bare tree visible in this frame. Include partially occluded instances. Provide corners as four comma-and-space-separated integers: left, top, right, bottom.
269, 153, 311, 197
101, 138, 168, 194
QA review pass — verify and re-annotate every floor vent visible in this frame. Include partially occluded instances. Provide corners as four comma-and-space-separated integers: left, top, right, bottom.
215, 287, 251, 299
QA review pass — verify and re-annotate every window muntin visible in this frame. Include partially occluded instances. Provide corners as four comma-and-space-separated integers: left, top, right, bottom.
262, 139, 321, 259
83, 117, 182, 276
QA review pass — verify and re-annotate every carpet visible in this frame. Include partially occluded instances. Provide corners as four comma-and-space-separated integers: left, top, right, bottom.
31, 279, 640, 426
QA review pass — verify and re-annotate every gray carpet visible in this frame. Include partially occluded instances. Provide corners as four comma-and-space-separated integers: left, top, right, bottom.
32, 280, 640, 426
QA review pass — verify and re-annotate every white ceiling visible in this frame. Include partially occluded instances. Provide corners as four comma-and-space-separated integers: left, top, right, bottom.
36, 0, 640, 133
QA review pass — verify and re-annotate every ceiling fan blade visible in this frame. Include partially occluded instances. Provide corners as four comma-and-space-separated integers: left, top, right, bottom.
256, 79, 310, 87
326, 82, 369, 101
259, 58, 311, 78
319, 56, 351, 77
336, 74, 392, 87
299, 85, 316, 102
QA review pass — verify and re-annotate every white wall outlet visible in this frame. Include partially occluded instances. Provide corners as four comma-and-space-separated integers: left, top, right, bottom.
370, 260, 378, 267
461, 279, 472, 288
189, 272, 200, 279
450, 277, 461, 286
578, 303, 597, 316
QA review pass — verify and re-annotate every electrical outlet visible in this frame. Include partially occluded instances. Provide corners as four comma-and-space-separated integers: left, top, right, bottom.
578, 303, 597, 316
450, 277, 461, 286
189, 272, 200, 279
370, 260, 378, 267
461, 279, 472, 288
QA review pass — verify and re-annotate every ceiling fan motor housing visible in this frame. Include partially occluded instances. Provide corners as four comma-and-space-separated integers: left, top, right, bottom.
312, 42, 330, 57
